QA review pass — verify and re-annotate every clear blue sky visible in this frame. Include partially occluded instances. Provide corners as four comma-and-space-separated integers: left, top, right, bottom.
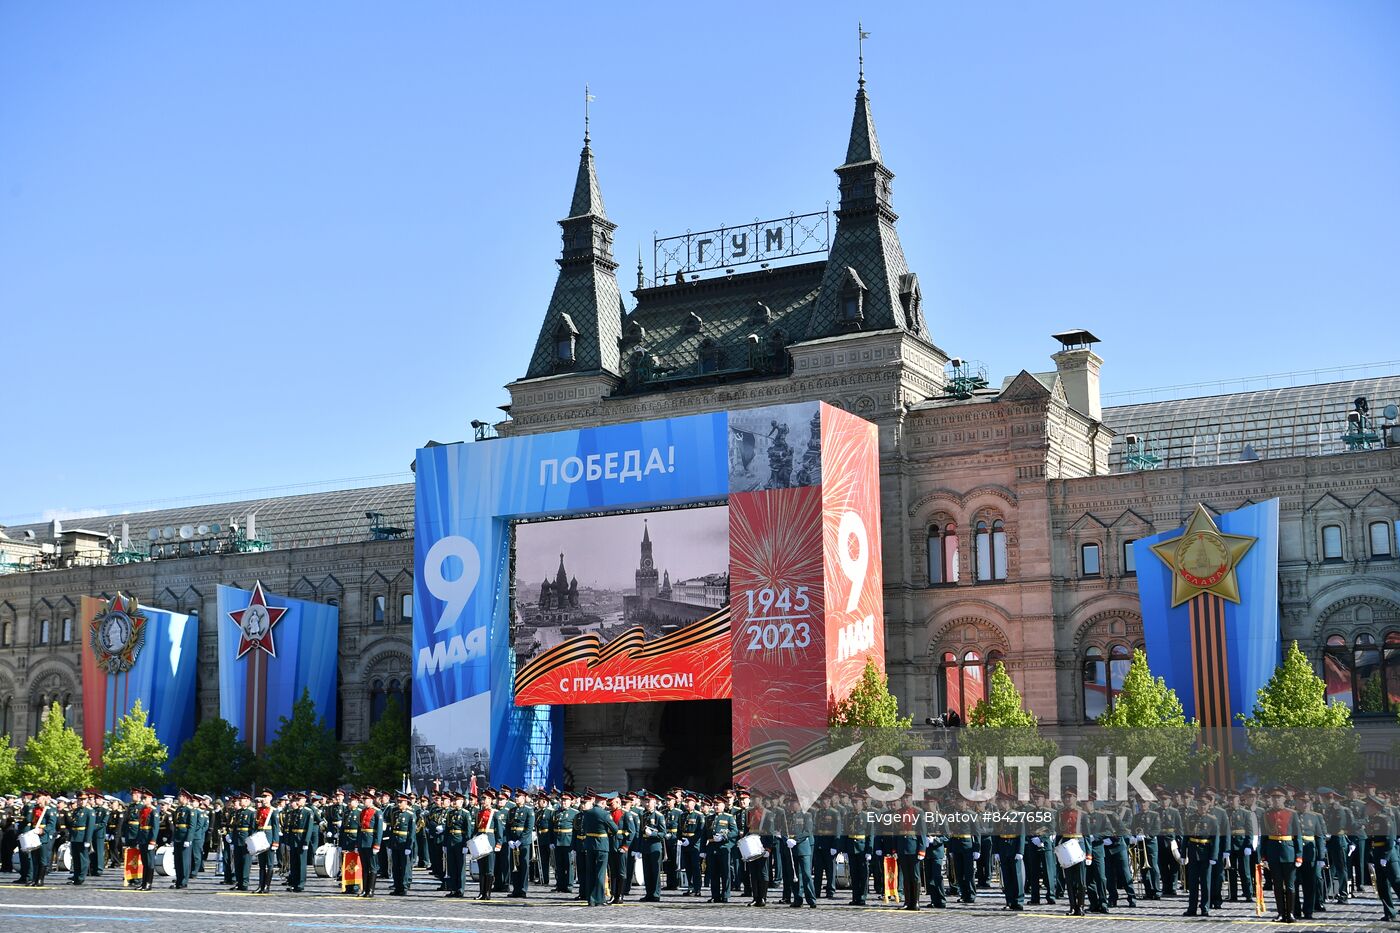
2, 1, 1397, 524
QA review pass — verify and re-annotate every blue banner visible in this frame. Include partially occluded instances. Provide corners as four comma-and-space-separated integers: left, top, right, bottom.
215, 583, 339, 752
1134, 498, 1281, 723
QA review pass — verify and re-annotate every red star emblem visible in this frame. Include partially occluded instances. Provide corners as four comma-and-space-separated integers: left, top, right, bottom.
227, 580, 287, 660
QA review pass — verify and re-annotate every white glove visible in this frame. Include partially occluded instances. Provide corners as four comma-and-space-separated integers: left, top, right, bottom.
786, 838, 796, 849
1244, 847, 1252, 856
829, 847, 837, 856
875, 848, 883, 856
633, 852, 643, 862
713, 833, 723, 842
1383, 859, 1389, 868
973, 851, 980, 861
1032, 838, 1044, 848
509, 840, 520, 849
679, 838, 689, 848
1349, 845, 1357, 856
1209, 859, 1216, 866
1015, 853, 1023, 861
1104, 837, 1115, 846
147, 842, 155, 850
865, 853, 871, 861
436, 825, 444, 833
917, 853, 925, 861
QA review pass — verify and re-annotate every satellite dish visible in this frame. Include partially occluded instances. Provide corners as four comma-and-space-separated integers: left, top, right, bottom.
211, 523, 222, 534
1385, 404, 1399, 421
147, 529, 160, 542
161, 526, 174, 540
197, 524, 210, 535
179, 525, 194, 540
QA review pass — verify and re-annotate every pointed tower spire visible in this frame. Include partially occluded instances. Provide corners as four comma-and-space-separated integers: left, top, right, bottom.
524, 93, 625, 380
806, 60, 930, 342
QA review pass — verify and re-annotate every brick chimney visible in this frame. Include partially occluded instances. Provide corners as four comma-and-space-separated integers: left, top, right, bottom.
1050, 329, 1103, 422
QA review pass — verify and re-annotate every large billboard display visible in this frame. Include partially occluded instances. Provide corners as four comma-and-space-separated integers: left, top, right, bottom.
413, 403, 883, 788
513, 506, 732, 705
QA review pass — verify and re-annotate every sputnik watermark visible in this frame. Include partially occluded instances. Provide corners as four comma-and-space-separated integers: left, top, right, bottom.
866, 754, 1157, 803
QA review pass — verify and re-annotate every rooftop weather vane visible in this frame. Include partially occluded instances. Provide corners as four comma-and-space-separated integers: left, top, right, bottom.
584, 84, 596, 144
858, 22, 870, 85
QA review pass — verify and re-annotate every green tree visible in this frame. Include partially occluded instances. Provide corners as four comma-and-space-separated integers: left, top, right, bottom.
1236, 640, 1359, 787
351, 695, 410, 789
959, 663, 1058, 788
1082, 648, 1213, 788
827, 659, 917, 785
0, 732, 18, 795
100, 699, 169, 792
170, 717, 252, 793
16, 702, 94, 792
258, 688, 342, 791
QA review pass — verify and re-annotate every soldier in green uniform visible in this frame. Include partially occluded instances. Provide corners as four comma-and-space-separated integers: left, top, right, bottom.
229, 791, 255, 891
358, 791, 384, 898
387, 792, 415, 895
1363, 794, 1400, 921
890, 795, 927, 911
576, 790, 614, 907
678, 793, 704, 896
1182, 790, 1221, 917
283, 792, 312, 892
571, 790, 591, 901
1025, 788, 1056, 905
534, 791, 553, 888
991, 792, 1026, 910
64, 790, 94, 886
1321, 787, 1353, 904
634, 792, 665, 902
442, 790, 468, 897
472, 790, 504, 900
1129, 795, 1161, 900
945, 797, 980, 905
783, 795, 816, 908
492, 785, 512, 893
169, 790, 194, 889
844, 794, 873, 906
253, 789, 279, 894
703, 794, 738, 902
551, 790, 577, 892
1295, 789, 1327, 919
87, 792, 109, 879
812, 793, 841, 899
426, 791, 446, 885
505, 788, 535, 897
339, 791, 362, 895
662, 790, 682, 891
1224, 789, 1258, 904
1260, 786, 1302, 923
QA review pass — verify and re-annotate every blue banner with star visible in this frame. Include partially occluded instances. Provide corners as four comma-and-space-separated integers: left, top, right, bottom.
1133, 498, 1281, 723
216, 583, 339, 753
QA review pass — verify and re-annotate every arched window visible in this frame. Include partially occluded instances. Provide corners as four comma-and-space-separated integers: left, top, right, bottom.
38, 619, 50, 645
1324, 632, 1400, 714
927, 522, 960, 585
0, 697, 10, 736
373, 595, 386, 625
401, 593, 414, 623
1321, 524, 1344, 561
369, 678, 387, 723
1370, 521, 1394, 559
1082, 642, 1137, 720
940, 648, 998, 719
1, 619, 11, 646
974, 518, 1008, 582
1080, 543, 1101, 577
61, 617, 73, 643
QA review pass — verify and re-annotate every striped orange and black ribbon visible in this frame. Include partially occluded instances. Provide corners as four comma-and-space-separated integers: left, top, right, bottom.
243, 648, 269, 754
1188, 593, 1234, 787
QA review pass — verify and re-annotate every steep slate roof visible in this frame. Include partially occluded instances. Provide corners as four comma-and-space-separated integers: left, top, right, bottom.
619, 262, 823, 387
1102, 375, 1400, 470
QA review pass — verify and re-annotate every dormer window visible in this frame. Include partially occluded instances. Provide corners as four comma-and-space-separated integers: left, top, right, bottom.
699, 337, 720, 373
553, 314, 580, 369
839, 266, 866, 326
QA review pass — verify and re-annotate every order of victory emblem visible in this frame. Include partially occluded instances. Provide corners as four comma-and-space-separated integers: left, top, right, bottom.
89, 593, 148, 674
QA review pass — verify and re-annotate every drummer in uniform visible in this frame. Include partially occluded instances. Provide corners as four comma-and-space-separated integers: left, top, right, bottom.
1056, 787, 1091, 916
1260, 786, 1302, 923
131, 787, 160, 891
251, 789, 279, 894
170, 790, 195, 889
64, 790, 94, 886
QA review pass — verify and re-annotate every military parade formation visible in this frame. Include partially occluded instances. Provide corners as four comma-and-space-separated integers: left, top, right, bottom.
4, 781, 1400, 921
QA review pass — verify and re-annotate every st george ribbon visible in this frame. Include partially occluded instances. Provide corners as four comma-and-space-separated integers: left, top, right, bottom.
1135, 499, 1281, 786
216, 582, 339, 753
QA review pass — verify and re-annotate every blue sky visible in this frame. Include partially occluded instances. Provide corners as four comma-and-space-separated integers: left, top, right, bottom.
2, 1, 1397, 523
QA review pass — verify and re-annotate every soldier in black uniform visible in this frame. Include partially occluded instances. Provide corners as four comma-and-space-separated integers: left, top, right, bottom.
1183, 790, 1221, 918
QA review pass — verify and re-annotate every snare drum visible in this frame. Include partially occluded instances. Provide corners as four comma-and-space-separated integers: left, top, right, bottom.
314, 844, 341, 878
57, 842, 72, 872
1055, 838, 1085, 868
19, 830, 41, 852
246, 830, 270, 855
155, 845, 175, 876
737, 833, 765, 862
468, 833, 494, 861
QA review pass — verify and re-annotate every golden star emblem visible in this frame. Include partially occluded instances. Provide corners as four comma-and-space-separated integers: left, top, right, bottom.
1149, 504, 1257, 607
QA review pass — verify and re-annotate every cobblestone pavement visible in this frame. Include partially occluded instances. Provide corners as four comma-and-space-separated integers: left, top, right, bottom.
2, 870, 1398, 933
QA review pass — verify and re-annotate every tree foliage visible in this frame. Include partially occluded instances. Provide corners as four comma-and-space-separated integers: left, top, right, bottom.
1082, 648, 1213, 788
826, 659, 916, 787
351, 695, 410, 790
170, 717, 253, 793
258, 688, 343, 791
1236, 640, 1359, 786
100, 699, 169, 792
958, 663, 1059, 785
16, 702, 94, 792
0, 733, 17, 795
